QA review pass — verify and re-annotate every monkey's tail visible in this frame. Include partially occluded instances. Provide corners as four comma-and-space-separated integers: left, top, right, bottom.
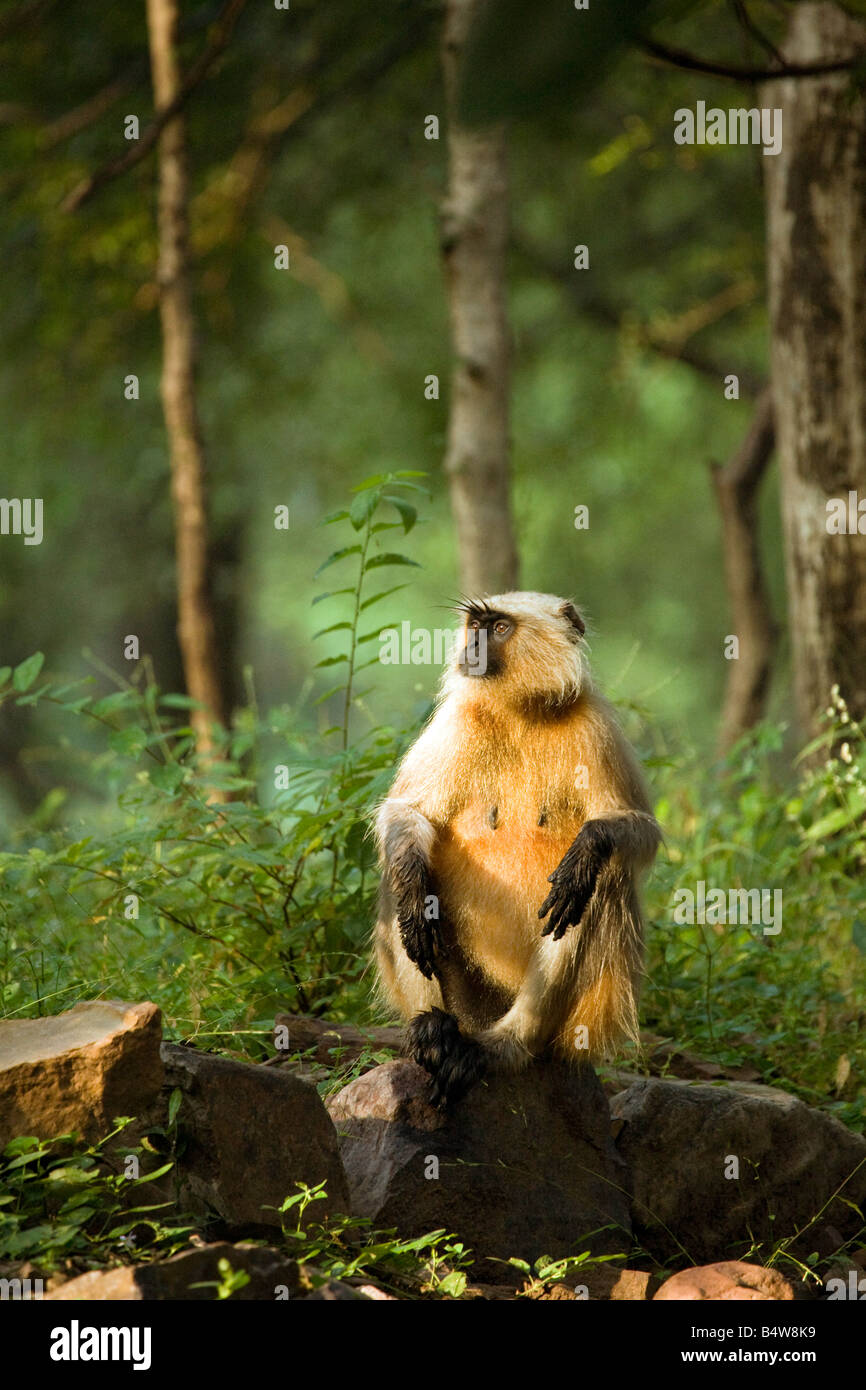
556, 872, 643, 1061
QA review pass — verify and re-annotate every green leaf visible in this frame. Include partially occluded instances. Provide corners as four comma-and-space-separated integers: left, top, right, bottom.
359, 585, 409, 612
90, 691, 137, 717
314, 545, 362, 578
313, 684, 346, 705
365, 553, 421, 570
853, 922, 866, 956
312, 587, 355, 606
167, 1088, 183, 1128
12, 652, 45, 692
382, 495, 417, 533
349, 492, 378, 531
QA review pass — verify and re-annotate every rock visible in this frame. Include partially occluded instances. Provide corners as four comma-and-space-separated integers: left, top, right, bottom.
327, 1058, 630, 1273
301, 1280, 372, 1300
654, 1261, 797, 1301
579, 1266, 660, 1300
45, 1243, 300, 1301
0, 1001, 163, 1149
270, 1015, 401, 1071
162, 1043, 349, 1229
611, 1077, 866, 1263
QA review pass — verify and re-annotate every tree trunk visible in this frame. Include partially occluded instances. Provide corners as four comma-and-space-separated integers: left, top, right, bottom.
762, 3, 866, 741
711, 389, 777, 755
441, 0, 518, 596
146, 0, 228, 761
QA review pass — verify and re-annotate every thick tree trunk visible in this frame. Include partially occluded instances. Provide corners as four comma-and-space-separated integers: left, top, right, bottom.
146, 0, 228, 760
711, 389, 777, 755
441, 0, 518, 596
762, 3, 866, 741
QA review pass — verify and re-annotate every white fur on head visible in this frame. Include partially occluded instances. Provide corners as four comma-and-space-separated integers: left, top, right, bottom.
439, 591, 588, 707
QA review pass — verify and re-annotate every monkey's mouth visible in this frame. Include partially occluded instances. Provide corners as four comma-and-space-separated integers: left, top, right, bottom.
457, 643, 498, 678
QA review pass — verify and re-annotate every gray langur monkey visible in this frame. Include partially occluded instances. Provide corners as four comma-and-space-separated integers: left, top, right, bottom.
374, 592, 661, 1106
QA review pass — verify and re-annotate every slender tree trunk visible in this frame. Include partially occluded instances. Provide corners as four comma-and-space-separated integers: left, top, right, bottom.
762, 3, 866, 741
146, 0, 228, 760
441, 0, 518, 596
711, 389, 777, 755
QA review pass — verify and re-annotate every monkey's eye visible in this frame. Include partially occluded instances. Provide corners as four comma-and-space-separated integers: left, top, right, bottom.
468, 619, 481, 630
493, 620, 511, 637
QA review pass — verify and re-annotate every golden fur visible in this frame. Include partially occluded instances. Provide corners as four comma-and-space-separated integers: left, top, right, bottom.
374, 591, 660, 1069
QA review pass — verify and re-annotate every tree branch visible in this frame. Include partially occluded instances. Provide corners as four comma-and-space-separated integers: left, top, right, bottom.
513, 234, 766, 396
61, 0, 248, 213
710, 388, 778, 755
641, 35, 857, 82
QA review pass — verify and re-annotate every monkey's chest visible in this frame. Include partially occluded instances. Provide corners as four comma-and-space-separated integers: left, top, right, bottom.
429, 803, 581, 986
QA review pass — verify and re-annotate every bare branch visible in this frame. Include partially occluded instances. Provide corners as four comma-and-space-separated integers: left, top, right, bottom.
710, 388, 778, 755
513, 234, 766, 396
641, 35, 856, 82
61, 0, 248, 214
730, 0, 785, 67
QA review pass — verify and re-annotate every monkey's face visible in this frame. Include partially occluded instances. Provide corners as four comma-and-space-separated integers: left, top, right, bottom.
456, 605, 513, 678
450, 592, 587, 707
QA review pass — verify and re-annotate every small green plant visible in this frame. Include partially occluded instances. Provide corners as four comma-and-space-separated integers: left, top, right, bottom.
189, 1257, 252, 1300
0, 1120, 195, 1275
273, 1181, 473, 1298
502, 1249, 627, 1297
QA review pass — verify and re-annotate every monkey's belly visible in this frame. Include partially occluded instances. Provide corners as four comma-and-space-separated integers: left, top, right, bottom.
430, 814, 578, 994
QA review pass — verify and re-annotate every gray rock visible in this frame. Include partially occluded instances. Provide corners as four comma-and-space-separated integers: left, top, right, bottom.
162, 1044, 349, 1229
327, 1058, 631, 1273
611, 1076, 866, 1263
301, 1280, 373, 1300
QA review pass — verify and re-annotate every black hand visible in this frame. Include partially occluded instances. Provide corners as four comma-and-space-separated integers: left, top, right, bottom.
393, 857, 442, 979
398, 901, 442, 979
538, 820, 614, 940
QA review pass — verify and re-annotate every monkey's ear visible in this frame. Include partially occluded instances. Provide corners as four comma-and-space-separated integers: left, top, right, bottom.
560, 601, 585, 637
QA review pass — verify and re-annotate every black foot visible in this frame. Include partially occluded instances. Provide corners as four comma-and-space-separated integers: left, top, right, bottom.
404, 1008, 487, 1109
538, 820, 615, 939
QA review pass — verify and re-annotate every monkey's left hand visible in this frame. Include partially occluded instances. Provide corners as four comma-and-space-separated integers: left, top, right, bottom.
538, 820, 615, 939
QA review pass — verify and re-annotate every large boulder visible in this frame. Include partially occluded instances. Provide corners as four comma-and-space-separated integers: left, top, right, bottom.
327, 1058, 630, 1273
163, 1044, 349, 1229
0, 1001, 163, 1149
611, 1076, 866, 1263
45, 1243, 300, 1301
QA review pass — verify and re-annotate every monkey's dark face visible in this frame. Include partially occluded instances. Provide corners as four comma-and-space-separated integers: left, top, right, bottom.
457, 602, 514, 678
446, 592, 587, 707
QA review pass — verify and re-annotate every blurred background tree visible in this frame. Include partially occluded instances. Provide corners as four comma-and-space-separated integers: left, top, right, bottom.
2, 0, 865, 821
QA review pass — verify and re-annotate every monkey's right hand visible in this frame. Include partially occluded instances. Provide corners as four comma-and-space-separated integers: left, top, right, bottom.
396, 881, 442, 980
538, 820, 615, 939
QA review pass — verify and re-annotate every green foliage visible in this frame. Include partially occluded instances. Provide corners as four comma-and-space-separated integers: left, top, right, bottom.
643, 692, 866, 1128
0, 1121, 193, 1274
458, 0, 678, 124
274, 1181, 473, 1298
0, 477, 429, 1041
189, 1257, 252, 1300
503, 1247, 626, 1297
